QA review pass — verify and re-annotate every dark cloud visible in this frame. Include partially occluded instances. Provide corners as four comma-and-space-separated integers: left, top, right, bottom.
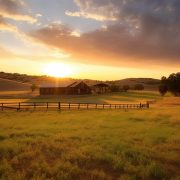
30, 0, 180, 67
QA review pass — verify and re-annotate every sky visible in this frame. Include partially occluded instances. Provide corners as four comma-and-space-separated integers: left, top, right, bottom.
0, 0, 180, 80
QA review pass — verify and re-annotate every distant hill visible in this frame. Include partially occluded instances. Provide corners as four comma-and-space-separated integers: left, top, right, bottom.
0, 78, 31, 91
109, 78, 160, 90
0, 72, 160, 91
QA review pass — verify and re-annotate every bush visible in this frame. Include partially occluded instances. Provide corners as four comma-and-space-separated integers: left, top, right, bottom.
31, 84, 38, 92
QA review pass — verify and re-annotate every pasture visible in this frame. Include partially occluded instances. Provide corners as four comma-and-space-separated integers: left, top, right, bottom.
0, 92, 179, 179
0, 90, 162, 104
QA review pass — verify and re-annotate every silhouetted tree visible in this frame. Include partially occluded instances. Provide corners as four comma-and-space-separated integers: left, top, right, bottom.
31, 84, 38, 92
134, 84, 144, 90
167, 73, 180, 96
159, 73, 180, 96
159, 84, 168, 96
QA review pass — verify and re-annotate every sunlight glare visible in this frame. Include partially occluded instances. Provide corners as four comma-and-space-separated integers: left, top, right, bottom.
43, 63, 73, 78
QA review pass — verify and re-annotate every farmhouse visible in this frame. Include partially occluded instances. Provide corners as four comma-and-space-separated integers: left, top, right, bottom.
40, 81, 91, 95
92, 83, 110, 94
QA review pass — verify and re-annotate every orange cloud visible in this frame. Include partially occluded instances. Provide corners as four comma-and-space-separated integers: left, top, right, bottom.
0, 15, 18, 32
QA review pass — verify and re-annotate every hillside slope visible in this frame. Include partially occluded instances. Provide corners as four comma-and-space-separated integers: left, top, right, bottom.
112, 78, 160, 90
0, 78, 31, 91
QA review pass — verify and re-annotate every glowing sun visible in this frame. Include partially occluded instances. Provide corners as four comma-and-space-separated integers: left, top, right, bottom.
43, 63, 73, 78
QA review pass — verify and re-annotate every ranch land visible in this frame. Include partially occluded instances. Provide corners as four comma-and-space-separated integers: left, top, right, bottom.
0, 91, 179, 179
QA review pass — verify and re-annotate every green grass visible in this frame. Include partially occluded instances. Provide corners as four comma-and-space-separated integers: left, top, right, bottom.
0, 98, 179, 179
26, 91, 163, 104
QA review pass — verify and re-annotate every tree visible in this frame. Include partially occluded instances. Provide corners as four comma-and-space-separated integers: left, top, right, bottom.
31, 84, 38, 92
134, 84, 144, 90
159, 84, 168, 96
167, 73, 180, 96
123, 85, 130, 92
159, 73, 180, 96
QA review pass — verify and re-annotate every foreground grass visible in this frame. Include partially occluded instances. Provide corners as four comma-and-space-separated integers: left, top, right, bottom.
0, 100, 179, 180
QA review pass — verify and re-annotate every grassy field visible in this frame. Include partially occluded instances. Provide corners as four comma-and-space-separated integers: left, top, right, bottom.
0, 93, 179, 179
0, 90, 164, 104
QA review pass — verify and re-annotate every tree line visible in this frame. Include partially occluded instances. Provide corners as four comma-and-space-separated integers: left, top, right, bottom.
110, 84, 144, 92
159, 72, 180, 96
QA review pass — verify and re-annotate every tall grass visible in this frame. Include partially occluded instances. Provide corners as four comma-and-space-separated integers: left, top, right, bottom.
0, 97, 179, 179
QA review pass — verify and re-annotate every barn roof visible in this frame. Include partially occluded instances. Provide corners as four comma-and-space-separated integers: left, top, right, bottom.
68, 81, 83, 87
40, 81, 86, 88
93, 83, 110, 87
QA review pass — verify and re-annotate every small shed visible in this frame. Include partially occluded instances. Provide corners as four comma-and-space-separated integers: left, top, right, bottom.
92, 83, 110, 94
40, 81, 91, 95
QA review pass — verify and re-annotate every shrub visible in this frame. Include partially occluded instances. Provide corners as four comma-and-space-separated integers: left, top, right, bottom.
146, 162, 167, 180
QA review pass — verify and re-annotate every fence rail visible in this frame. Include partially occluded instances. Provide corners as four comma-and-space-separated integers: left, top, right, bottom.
0, 102, 149, 111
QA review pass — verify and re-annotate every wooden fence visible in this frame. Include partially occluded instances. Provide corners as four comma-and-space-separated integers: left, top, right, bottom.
0, 102, 149, 111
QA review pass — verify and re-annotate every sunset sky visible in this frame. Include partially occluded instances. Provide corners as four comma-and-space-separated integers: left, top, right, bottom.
0, 0, 180, 80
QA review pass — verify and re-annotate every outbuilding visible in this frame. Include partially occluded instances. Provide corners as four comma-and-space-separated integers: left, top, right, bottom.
92, 83, 110, 94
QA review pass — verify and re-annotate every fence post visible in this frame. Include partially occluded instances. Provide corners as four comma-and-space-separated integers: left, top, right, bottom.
87, 103, 89, 109
140, 103, 142, 109
58, 102, 61, 110
96, 104, 97, 109
34, 102, 36, 109
1, 103, 3, 111
147, 102, 149, 109
18, 103, 21, 110
78, 103, 80, 109
47, 102, 48, 110
69, 103, 70, 110
103, 104, 104, 109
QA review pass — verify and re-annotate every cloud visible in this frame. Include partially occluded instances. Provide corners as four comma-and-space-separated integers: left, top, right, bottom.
0, 46, 15, 58
0, 15, 18, 32
30, 0, 180, 67
65, 10, 116, 22
65, 0, 118, 21
0, 0, 37, 23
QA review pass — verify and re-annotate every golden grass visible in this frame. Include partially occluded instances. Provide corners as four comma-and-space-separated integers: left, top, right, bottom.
0, 95, 179, 179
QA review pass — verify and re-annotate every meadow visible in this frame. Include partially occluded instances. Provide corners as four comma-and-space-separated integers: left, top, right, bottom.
0, 92, 179, 179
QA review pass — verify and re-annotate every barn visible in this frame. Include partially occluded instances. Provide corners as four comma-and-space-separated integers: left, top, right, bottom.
39, 81, 91, 95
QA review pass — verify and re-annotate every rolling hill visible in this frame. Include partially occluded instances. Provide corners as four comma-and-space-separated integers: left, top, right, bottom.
110, 78, 160, 90
0, 72, 160, 91
0, 78, 31, 91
